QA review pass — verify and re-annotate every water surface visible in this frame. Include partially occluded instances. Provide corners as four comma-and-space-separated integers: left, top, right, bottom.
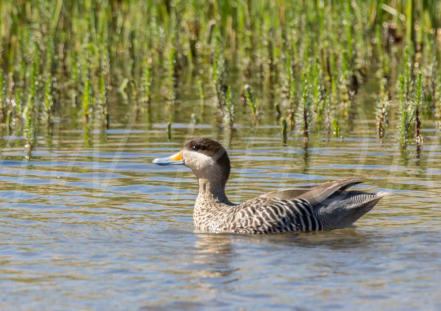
0, 111, 440, 310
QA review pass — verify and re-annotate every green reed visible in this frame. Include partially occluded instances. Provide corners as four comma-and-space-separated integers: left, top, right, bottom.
167, 122, 172, 140
281, 117, 287, 145
82, 77, 90, 123
198, 78, 204, 108
224, 86, 234, 130
376, 76, 390, 140
302, 71, 311, 140
437, 72, 441, 128
24, 92, 36, 158
168, 42, 177, 102
309, 62, 322, 126
0, 71, 5, 122
406, 0, 416, 52
243, 84, 257, 124
15, 88, 22, 122
0, 0, 439, 148
398, 73, 410, 146
43, 75, 53, 126
99, 71, 108, 128
213, 38, 227, 115
144, 57, 152, 106
415, 71, 423, 145
287, 50, 297, 131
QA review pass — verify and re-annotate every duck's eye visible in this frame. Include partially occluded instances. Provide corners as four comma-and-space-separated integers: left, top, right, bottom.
192, 144, 200, 151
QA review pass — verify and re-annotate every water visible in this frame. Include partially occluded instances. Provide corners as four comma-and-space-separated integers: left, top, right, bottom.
1, 108, 441, 310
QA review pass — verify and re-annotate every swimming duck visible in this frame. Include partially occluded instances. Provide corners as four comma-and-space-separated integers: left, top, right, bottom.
153, 138, 387, 234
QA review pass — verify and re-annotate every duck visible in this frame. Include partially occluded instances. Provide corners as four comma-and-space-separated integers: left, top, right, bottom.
153, 138, 387, 234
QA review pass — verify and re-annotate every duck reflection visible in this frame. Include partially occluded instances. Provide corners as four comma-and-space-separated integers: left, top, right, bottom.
285, 228, 373, 249
213, 229, 372, 252
192, 233, 237, 279
194, 228, 372, 265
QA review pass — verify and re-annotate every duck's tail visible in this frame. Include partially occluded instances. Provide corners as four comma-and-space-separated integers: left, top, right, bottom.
295, 179, 388, 230
316, 190, 388, 230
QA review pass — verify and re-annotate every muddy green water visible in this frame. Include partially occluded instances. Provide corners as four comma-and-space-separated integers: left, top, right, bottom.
0, 96, 441, 310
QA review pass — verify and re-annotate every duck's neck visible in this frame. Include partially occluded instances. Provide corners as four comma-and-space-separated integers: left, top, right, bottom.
196, 178, 231, 206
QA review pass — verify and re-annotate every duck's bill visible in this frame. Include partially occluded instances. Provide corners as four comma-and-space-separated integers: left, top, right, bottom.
152, 151, 184, 166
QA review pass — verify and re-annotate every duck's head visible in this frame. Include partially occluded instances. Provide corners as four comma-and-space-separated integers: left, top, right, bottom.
153, 138, 230, 186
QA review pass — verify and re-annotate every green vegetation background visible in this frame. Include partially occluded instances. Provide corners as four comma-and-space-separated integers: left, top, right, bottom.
0, 0, 440, 151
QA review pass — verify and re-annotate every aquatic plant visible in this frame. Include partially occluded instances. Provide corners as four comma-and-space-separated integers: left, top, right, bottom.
15, 88, 22, 123
302, 71, 311, 140
436, 71, 441, 128
24, 93, 35, 158
287, 51, 297, 131
243, 84, 257, 124
406, 0, 416, 53
224, 86, 234, 130
167, 122, 172, 140
168, 41, 177, 102
198, 78, 205, 115
43, 74, 53, 126
0, 71, 5, 122
213, 40, 227, 116
0, 0, 438, 152
415, 71, 423, 145
398, 45, 415, 147
376, 76, 391, 140
281, 117, 287, 145
398, 73, 411, 146
99, 71, 108, 128
82, 77, 91, 123
144, 57, 152, 107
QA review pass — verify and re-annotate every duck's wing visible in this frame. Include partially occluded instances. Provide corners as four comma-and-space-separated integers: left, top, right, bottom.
259, 187, 313, 200
232, 179, 384, 233
295, 178, 363, 205
259, 178, 361, 202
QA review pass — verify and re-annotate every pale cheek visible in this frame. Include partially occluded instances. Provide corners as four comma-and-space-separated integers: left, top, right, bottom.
183, 151, 215, 172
